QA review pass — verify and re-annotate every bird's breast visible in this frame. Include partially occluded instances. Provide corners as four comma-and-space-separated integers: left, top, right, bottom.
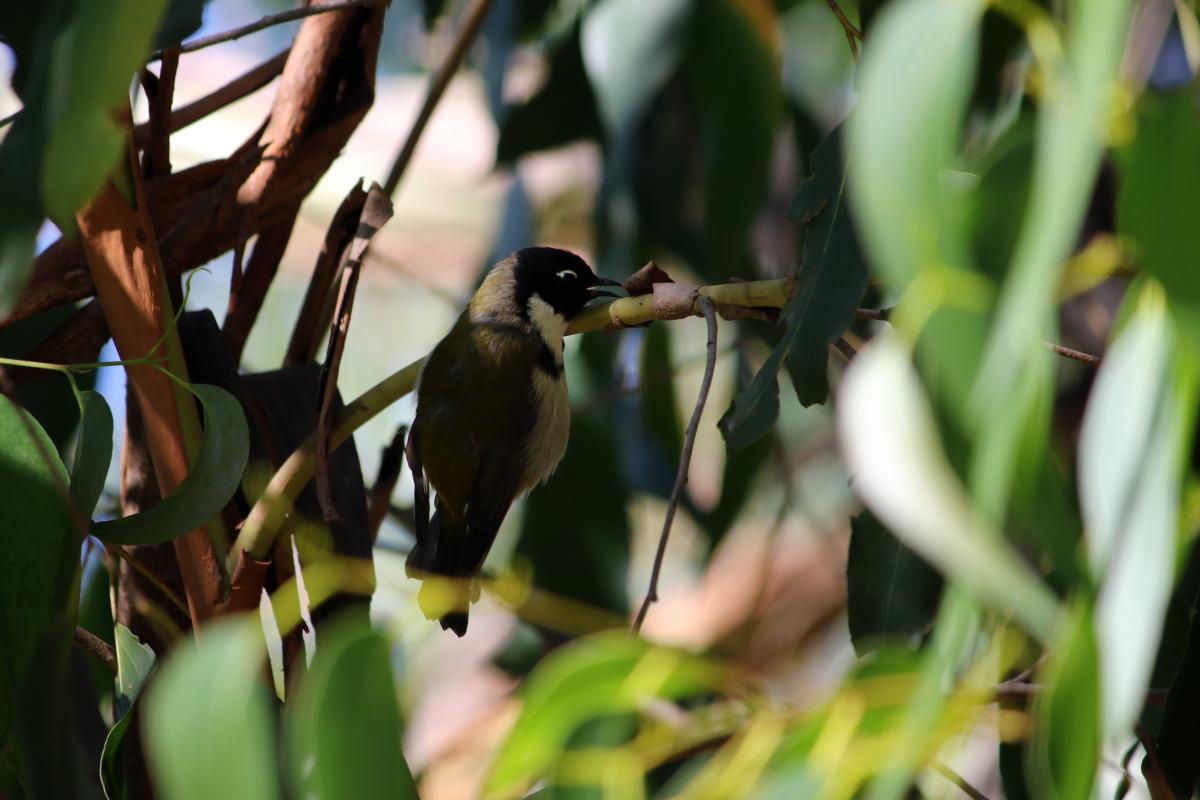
520, 366, 570, 493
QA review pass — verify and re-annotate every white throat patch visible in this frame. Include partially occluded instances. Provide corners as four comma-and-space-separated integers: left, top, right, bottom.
527, 295, 568, 366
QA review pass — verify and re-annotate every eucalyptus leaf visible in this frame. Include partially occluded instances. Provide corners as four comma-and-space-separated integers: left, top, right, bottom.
1117, 91, 1200, 334
717, 343, 785, 453
143, 617, 279, 800
486, 632, 716, 798
581, 0, 692, 136
285, 615, 417, 800
93, 383, 249, 545
100, 625, 156, 800
1031, 603, 1100, 800
784, 129, 869, 406
0, 394, 75, 744
846, 510, 942, 654
1078, 288, 1195, 740
70, 390, 114, 520
837, 334, 1059, 642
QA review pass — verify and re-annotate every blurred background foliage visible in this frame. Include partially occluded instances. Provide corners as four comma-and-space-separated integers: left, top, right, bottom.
3, 0, 1200, 797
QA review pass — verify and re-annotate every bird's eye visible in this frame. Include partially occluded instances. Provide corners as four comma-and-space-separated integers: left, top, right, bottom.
556, 269, 577, 281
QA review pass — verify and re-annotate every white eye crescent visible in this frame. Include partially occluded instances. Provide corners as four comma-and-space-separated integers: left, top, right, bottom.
556, 269, 577, 280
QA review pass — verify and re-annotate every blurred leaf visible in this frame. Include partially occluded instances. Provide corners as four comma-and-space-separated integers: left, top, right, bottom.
486, 633, 716, 798
517, 414, 630, 614
78, 552, 115, 720
966, 118, 1034, 281
1078, 288, 1195, 739
419, 0, 449, 28
285, 614, 417, 800
631, 325, 682, 499
41, 0, 167, 225
969, 0, 1133, 514
101, 625, 156, 800
846, 510, 942, 654
144, 617, 279, 800
1031, 603, 1100, 800
1150, 561, 1200, 797
70, 390, 114, 520
152, 0, 208, 50
837, 334, 1059, 642
683, 0, 782, 280
849, 0, 982, 290
1117, 91, 1200, 335
784, 129, 869, 406
581, 0, 692, 136
0, 394, 76, 744
93, 384, 249, 545
718, 343, 784, 453
497, 24, 604, 164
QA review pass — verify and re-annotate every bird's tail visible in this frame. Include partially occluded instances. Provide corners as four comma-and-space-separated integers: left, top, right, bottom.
407, 505, 477, 637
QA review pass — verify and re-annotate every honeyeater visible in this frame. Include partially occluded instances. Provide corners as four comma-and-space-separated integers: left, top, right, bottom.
405, 247, 621, 636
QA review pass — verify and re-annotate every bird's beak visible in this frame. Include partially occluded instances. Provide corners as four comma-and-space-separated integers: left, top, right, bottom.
587, 276, 624, 298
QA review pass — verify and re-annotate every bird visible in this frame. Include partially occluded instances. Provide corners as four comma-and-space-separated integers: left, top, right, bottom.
404, 247, 622, 636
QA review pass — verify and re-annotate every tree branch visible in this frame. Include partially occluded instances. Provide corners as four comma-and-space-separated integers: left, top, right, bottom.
633, 297, 719, 631
74, 627, 117, 674
148, 0, 379, 61
384, 0, 496, 196
931, 760, 990, 800
826, 0, 862, 60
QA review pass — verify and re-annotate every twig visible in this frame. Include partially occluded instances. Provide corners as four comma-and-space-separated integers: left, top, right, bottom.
315, 184, 394, 518
74, 627, 118, 674
0, 108, 20, 129
855, 307, 892, 321
832, 336, 857, 361
368, 426, 408, 540
633, 297, 720, 632
147, 0, 378, 61
133, 48, 290, 148
1043, 341, 1101, 367
827, 0, 862, 60
384, 0, 496, 195
141, 48, 179, 179
931, 760, 990, 800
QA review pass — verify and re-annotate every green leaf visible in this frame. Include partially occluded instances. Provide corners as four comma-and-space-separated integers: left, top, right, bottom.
285, 614, 417, 800
143, 617, 279, 800
0, 394, 76, 744
1078, 287, 1195, 739
683, 0, 783, 280
486, 632, 716, 798
1117, 91, 1200, 329
1031, 603, 1101, 800
968, 0, 1133, 515
846, 510, 942, 654
783, 129, 869, 406
581, 0, 692, 136
717, 344, 785, 453
93, 383, 249, 545
837, 334, 1059, 643
41, 0, 168, 225
497, 24, 604, 164
70, 390, 114, 520
100, 625, 156, 800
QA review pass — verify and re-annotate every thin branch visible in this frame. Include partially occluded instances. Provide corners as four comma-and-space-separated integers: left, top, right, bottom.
133, 48, 290, 148
1043, 341, 1101, 367
0, 108, 21, 129
148, 0, 378, 61
74, 627, 118, 674
827, 0, 862, 60
384, 0, 496, 196
855, 307, 893, 321
633, 297, 720, 632
931, 761, 991, 800
832, 336, 857, 361
368, 426, 408, 540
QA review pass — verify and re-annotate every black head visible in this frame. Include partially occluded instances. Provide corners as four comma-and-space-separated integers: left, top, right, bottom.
512, 247, 621, 321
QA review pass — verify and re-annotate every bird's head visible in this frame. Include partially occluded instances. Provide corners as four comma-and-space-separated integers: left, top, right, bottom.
511, 247, 622, 323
